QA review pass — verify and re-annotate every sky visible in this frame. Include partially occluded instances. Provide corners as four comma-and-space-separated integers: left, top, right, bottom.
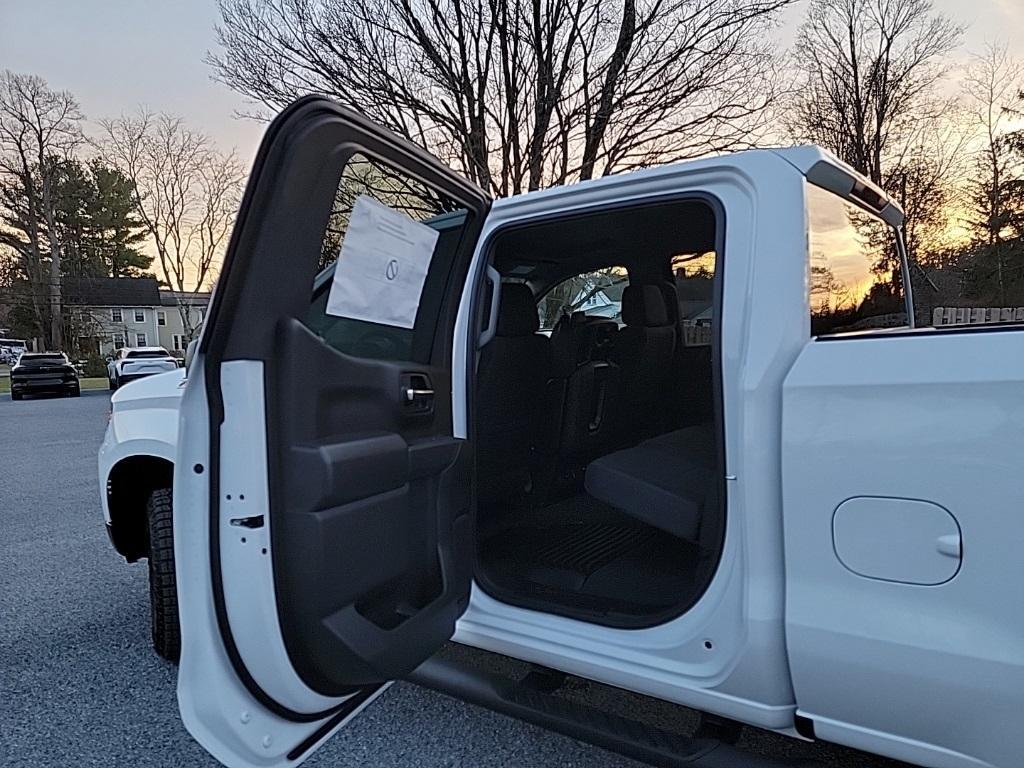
3, 0, 1023, 171
1, 0, 264, 163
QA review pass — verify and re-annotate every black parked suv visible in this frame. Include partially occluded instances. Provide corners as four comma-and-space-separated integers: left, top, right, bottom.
9, 352, 80, 400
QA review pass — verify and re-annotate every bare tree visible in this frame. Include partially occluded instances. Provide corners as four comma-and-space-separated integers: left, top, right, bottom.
894, 116, 970, 264
810, 261, 855, 316
961, 43, 1024, 302
0, 71, 83, 350
97, 111, 243, 339
788, 0, 961, 187
207, 0, 794, 196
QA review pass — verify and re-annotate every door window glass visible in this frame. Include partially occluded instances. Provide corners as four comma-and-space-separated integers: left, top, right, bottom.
672, 251, 716, 346
807, 183, 908, 336
537, 269, 628, 330
305, 154, 470, 363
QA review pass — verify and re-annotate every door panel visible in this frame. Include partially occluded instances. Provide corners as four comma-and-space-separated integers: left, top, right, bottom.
176, 96, 489, 766
782, 330, 1024, 768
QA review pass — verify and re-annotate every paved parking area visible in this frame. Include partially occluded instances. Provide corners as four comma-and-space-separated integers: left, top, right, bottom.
0, 391, 908, 767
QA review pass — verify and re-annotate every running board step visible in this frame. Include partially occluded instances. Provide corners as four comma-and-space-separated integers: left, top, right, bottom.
407, 657, 803, 767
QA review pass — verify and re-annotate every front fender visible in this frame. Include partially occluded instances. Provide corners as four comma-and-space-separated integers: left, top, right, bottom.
98, 435, 177, 525
98, 389, 182, 525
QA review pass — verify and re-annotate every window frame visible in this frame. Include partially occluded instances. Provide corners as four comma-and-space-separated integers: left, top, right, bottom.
111, 332, 125, 349
157, 310, 166, 326
110, 308, 123, 323
134, 309, 145, 323
135, 332, 147, 347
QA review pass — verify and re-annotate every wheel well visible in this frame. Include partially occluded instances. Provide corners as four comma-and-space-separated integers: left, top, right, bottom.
107, 455, 174, 562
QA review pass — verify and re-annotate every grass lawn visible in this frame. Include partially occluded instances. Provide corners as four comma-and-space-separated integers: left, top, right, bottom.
0, 377, 108, 395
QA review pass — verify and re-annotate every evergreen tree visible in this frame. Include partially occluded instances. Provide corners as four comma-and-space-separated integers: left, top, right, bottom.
49, 156, 98, 277
87, 161, 150, 278
0, 156, 152, 350
4, 157, 151, 281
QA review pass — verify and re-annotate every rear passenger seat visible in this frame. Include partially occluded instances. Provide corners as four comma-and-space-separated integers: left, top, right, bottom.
546, 312, 620, 469
584, 424, 715, 541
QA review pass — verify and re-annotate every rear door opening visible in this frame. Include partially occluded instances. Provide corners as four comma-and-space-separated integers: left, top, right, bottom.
472, 197, 727, 627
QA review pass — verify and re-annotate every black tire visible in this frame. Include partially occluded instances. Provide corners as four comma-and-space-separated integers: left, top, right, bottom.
69, 388, 81, 398
109, 376, 118, 391
146, 488, 180, 663
11, 392, 22, 401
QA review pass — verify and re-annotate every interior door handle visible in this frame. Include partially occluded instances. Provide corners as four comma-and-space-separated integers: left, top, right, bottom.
403, 387, 434, 402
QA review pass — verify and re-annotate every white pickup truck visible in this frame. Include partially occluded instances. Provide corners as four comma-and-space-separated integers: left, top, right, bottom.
100, 98, 1024, 768
106, 346, 180, 389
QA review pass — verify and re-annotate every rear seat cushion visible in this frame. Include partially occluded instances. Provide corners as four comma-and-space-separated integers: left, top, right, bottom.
584, 424, 715, 541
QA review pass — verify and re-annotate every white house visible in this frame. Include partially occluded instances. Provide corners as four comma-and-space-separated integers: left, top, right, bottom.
63, 277, 210, 357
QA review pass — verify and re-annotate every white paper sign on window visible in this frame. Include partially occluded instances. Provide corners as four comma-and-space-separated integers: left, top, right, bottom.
325, 195, 440, 329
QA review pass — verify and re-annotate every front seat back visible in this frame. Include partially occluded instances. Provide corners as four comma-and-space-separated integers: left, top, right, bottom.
612, 284, 675, 444
476, 283, 552, 506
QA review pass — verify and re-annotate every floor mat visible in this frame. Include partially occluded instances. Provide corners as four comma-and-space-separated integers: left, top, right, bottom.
478, 495, 704, 623
483, 522, 658, 590
532, 523, 658, 576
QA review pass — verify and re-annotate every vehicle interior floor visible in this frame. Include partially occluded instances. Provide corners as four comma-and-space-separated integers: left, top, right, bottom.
477, 492, 708, 625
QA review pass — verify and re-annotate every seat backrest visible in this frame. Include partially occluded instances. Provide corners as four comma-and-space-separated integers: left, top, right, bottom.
663, 279, 716, 427
549, 315, 621, 464
548, 312, 578, 379
612, 284, 675, 443
477, 283, 552, 501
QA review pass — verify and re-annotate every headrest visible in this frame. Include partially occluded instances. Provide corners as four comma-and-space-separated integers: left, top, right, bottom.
621, 284, 669, 327
497, 283, 539, 336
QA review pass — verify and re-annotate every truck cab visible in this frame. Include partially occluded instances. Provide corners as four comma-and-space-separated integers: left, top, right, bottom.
173, 98, 1024, 768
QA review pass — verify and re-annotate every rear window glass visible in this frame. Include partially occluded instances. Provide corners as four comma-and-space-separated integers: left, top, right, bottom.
19, 354, 65, 363
538, 269, 628, 330
807, 183, 908, 336
126, 350, 169, 359
672, 251, 716, 346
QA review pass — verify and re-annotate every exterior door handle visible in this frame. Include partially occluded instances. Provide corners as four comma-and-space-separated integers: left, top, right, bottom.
935, 533, 961, 559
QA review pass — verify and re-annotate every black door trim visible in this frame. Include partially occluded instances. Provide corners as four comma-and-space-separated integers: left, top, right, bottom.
200, 96, 489, 720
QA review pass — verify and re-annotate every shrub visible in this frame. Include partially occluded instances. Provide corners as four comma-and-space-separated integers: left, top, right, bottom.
83, 353, 108, 378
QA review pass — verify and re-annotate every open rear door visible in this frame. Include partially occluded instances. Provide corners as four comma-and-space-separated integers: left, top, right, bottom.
173, 97, 490, 767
